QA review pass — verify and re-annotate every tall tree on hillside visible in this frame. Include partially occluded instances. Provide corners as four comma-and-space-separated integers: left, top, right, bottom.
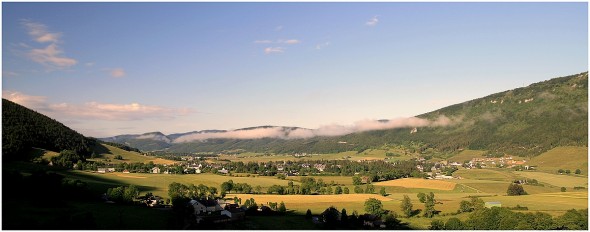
423, 192, 436, 218
417, 192, 426, 203
221, 180, 234, 194
401, 195, 413, 217
364, 198, 384, 217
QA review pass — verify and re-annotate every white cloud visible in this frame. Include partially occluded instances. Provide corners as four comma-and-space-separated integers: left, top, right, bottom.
2, 91, 48, 110
3, 90, 194, 121
21, 20, 77, 69
283, 39, 301, 44
254, 40, 273, 44
85, 62, 95, 67
275, 25, 283, 31
28, 43, 77, 68
256, 39, 301, 44
22, 20, 61, 43
172, 115, 461, 142
264, 47, 285, 54
316, 42, 331, 50
110, 68, 126, 78
366, 16, 379, 26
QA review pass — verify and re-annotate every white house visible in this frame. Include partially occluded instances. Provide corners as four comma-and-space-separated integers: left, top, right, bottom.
189, 199, 222, 215
97, 168, 107, 173
152, 167, 161, 174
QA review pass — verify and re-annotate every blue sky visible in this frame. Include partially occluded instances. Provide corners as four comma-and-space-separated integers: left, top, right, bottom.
2, 2, 588, 137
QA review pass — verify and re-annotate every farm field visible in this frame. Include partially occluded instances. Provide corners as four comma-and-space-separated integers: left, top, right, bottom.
374, 178, 457, 191
227, 193, 393, 216
480, 192, 588, 216
527, 146, 588, 174
57, 165, 589, 230
514, 171, 588, 188
453, 168, 515, 181
63, 171, 293, 197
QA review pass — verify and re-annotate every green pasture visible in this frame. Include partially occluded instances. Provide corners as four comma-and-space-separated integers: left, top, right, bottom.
527, 146, 588, 174
453, 168, 515, 181
87, 144, 177, 165
515, 171, 588, 188
448, 149, 487, 162
480, 192, 588, 215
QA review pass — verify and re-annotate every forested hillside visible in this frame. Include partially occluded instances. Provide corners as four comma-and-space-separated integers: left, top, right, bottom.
103, 72, 588, 157
2, 99, 96, 160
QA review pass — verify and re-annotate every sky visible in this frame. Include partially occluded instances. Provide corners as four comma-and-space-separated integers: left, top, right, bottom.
2, 2, 588, 138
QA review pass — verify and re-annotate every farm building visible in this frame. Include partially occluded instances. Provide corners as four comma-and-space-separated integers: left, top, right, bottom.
485, 202, 502, 208
189, 199, 223, 215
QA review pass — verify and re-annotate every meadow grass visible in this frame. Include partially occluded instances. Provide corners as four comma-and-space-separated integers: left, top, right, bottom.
479, 191, 588, 213
374, 178, 456, 191
514, 171, 588, 188
87, 144, 179, 165
453, 168, 515, 181
527, 146, 588, 174
36, 148, 60, 160
448, 149, 487, 162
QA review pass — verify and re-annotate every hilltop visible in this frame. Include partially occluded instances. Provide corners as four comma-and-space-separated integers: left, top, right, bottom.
2, 99, 96, 160
102, 72, 588, 157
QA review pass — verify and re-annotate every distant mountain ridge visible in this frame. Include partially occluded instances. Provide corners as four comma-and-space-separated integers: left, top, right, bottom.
101, 72, 588, 156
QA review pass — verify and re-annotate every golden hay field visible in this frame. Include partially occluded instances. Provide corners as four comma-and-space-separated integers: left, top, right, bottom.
374, 178, 457, 190
151, 158, 178, 165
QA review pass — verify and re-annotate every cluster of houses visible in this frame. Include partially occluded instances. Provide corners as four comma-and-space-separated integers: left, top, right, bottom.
464, 156, 528, 169
188, 199, 246, 224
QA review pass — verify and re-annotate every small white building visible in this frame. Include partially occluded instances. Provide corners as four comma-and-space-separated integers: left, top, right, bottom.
189, 199, 222, 215
152, 167, 161, 174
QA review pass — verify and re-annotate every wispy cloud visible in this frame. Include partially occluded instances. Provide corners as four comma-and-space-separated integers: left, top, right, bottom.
172, 116, 461, 142
22, 20, 61, 43
264, 47, 285, 54
254, 40, 273, 44
316, 42, 331, 50
3, 90, 194, 121
85, 62, 95, 67
21, 20, 77, 69
366, 15, 379, 26
254, 39, 301, 44
282, 39, 301, 44
2, 71, 19, 77
275, 25, 283, 31
110, 68, 126, 78
2, 91, 49, 110
28, 44, 77, 68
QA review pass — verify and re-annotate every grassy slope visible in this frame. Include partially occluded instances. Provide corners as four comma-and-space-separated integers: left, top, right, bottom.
526, 146, 588, 174
448, 149, 487, 162
88, 144, 178, 165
